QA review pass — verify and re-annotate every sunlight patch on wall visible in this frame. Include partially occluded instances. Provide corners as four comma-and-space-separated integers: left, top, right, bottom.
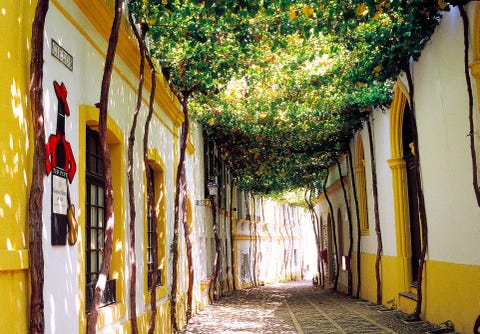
4, 194, 11, 208
11, 79, 25, 125
115, 240, 123, 253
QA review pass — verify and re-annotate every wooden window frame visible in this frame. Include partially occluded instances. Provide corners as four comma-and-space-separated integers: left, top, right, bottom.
85, 126, 116, 311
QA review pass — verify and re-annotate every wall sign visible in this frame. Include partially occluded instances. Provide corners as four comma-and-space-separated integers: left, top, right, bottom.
46, 81, 77, 246
51, 39, 73, 71
52, 168, 68, 215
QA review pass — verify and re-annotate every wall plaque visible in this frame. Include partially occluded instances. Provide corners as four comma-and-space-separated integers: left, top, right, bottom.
51, 39, 73, 71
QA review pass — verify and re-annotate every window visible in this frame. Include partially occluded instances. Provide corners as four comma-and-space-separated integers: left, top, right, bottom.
337, 208, 344, 257
241, 252, 250, 283
236, 188, 244, 219
355, 135, 369, 234
254, 195, 262, 222
142, 151, 167, 304
326, 214, 336, 282
85, 126, 116, 310
146, 166, 161, 289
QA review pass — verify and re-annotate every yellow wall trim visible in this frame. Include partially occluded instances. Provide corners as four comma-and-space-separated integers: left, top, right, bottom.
473, 3, 480, 59
0, 249, 29, 271
78, 105, 126, 332
469, 60, 480, 78
470, 64, 480, 139
354, 135, 369, 235
144, 148, 168, 306
200, 279, 210, 292
186, 141, 195, 155
389, 79, 410, 158
70, 0, 183, 126
388, 81, 412, 293
52, 0, 183, 134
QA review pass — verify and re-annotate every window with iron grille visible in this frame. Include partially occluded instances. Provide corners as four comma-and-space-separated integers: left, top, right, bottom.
147, 166, 161, 288
85, 126, 116, 311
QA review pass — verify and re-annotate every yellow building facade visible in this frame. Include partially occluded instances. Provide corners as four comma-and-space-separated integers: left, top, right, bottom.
9, 1, 480, 333
2, 0, 187, 332
1, 1, 35, 333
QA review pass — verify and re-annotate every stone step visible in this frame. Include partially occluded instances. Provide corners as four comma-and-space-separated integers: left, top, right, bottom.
398, 291, 417, 314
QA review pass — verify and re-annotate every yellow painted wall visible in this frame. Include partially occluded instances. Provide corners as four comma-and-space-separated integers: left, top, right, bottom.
358, 252, 377, 302
1, 0, 182, 331
353, 253, 480, 332
425, 260, 480, 334
351, 252, 399, 308
176, 292, 188, 329
136, 302, 171, 334
0, 0, 35, 330
380, 255, 399, 307
0, 271, 29, 333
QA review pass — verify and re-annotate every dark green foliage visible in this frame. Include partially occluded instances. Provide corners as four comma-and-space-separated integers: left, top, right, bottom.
129, 0, 447, 196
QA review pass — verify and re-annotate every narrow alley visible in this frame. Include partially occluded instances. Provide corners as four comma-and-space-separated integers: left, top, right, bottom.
183, 281, 445, 334
5, 2, 480, 333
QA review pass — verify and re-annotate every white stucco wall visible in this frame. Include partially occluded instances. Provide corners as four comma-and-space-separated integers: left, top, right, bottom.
356, 129, 378, 254
412, 4, 480, 265
368, 108, 396, 257
43, 5, 84, 332
188, 123, 209, 306
341, 4, 480, 266
43, 2, 182, 332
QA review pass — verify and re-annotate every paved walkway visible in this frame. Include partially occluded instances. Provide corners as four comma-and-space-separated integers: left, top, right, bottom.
183, 281, 442, 334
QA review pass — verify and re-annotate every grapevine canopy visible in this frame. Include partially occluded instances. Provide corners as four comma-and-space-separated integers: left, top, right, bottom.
128, 0, 448, 195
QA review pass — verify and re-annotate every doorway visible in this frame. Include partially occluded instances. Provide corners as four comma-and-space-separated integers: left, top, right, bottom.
402, 105, 421, 284
326, 213, 336, 283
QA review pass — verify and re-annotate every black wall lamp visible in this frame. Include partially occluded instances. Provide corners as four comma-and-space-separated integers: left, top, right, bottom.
207, 178, 218, 197
196, 178, 218, 206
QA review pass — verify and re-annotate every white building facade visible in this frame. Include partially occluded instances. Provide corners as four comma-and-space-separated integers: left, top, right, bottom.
316, 4, 480, 332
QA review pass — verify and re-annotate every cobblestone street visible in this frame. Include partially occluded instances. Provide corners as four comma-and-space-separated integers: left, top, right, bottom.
184, 281, 443, 334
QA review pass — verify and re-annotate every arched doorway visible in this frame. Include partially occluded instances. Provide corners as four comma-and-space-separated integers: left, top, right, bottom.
336, 208, 344, 258
388, 79, 414, 292
326, 213, 335, 283
402, 105, 421, 283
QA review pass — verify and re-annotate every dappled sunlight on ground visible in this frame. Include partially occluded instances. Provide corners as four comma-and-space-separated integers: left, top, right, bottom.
183, 281, 443, 334
183, 283, 297, 334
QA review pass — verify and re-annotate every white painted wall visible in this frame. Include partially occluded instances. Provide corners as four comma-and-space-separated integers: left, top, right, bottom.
412, 4, 480, 265
43, 2, 182, 332
189, 123, 209, 308
369, 109, 397, 257
43, 6, 84, 333
357, 127, 380, 254
339, 5, 480, 267
234, 199, 309, 286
